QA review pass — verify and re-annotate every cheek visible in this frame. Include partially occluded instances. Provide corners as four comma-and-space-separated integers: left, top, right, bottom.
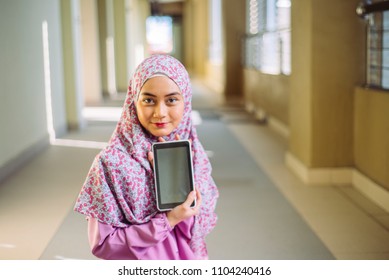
135, 104, 148, 125
173, 104, 185, 123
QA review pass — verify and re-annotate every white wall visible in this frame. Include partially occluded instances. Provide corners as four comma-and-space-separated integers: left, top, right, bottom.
0, 0, 67, 170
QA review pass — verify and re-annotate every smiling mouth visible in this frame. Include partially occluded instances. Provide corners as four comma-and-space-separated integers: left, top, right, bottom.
153, 122, 168, 128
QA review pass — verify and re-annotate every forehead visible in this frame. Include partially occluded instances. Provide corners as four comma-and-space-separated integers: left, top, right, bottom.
140, 76, 181, 94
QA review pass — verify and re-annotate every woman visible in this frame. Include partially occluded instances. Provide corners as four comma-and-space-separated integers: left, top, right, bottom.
74, 54, 218, 260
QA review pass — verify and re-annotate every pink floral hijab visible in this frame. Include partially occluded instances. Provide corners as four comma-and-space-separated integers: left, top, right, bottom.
74, 54, 218, 259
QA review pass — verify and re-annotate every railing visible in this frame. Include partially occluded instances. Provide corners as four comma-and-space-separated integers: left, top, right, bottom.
243, 28, 291, 75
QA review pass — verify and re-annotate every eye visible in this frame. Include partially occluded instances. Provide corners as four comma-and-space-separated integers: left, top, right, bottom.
167, 97, 178, 104
142, 98, 155, 105
166, 95, 182, 105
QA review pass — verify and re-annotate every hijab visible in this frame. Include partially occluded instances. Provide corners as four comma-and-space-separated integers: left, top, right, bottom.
74, 54, 218, 259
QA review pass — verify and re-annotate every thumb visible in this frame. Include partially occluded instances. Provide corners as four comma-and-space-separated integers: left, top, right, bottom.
183, 191, 196, 207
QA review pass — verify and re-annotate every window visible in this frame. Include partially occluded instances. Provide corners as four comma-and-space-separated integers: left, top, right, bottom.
209, 0, 223, 63
244, 0, 291, 75
366, 10, 389, 89
146, 16, 173, 54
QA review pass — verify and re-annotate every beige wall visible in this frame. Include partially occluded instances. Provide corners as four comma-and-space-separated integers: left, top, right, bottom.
289, 0, 364, 168
243, 70, 290, 125
355, 87, 389, 191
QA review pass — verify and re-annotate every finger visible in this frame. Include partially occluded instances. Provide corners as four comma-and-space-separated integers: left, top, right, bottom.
182, 190, 196, 208
196, 188, 202, 201
158, 137, 165, 142
175, 134, 181, 141
194, 188, 202, 208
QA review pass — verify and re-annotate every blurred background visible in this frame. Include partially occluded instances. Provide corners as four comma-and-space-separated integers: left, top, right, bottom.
0, 0, 388, 260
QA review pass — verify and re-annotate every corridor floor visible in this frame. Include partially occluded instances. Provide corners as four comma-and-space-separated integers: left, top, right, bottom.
0, 80, 388, 260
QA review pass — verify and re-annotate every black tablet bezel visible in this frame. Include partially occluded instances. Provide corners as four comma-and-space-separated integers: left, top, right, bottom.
152, 140, 195, 211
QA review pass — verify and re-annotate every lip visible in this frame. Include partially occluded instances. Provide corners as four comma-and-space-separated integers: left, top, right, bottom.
153, 122, 168, 128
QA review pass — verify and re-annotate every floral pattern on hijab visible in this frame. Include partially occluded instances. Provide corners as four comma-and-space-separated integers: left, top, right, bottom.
74, 54, 218, 259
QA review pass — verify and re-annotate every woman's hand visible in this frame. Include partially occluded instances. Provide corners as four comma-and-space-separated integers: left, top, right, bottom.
166, 188, 202, 228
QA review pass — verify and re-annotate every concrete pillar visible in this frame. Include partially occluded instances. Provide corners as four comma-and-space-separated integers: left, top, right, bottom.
287, 0, 365, 178
80, 0, 102, 105
222, 0, 246, 104
60, 0, 86, 130
96, 0, 109, 96
113, 0, 128, 92
125, 0, 149, 77
183, 0, 209, 77
97, 0, 129, 95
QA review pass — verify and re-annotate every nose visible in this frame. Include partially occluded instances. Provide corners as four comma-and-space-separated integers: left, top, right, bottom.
153, 103, 167, 119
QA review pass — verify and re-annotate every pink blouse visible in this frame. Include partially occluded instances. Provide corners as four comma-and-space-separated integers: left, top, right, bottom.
87, 213, 201, 260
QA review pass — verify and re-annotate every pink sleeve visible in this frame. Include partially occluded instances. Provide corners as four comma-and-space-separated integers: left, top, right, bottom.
175, 216, 194, 240
87, 213, 173, 260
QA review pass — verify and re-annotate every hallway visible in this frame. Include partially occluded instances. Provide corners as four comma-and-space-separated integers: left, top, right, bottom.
1, 80, 388, 260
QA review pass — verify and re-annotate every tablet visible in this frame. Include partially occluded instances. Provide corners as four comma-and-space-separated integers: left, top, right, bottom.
152, 140, 195, 211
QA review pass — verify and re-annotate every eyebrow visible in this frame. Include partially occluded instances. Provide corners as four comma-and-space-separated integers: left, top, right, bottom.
139, 92, 181, 97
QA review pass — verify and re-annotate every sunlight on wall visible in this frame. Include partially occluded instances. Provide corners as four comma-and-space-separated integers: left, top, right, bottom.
52, 139, 107, 149
0, 243, 16, 249
106, 37, 117, 95
82, 107, 121, 122
42, 23, 108, 151
42, 21, 56, 144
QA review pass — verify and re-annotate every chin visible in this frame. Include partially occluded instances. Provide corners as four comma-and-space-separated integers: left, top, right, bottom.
149, 130, 172, 138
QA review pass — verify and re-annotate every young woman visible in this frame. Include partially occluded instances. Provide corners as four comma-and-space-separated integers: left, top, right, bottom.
74, 54, 218, 260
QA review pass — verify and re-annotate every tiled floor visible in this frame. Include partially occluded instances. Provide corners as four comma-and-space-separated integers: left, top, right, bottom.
228, 123, 389, 259
0, 80, 388, 260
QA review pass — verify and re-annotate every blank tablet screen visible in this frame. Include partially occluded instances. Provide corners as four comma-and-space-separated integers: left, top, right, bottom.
152, 140, 195, 211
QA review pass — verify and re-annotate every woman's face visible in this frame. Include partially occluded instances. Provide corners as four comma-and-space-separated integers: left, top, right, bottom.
136, 75, 185, 137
